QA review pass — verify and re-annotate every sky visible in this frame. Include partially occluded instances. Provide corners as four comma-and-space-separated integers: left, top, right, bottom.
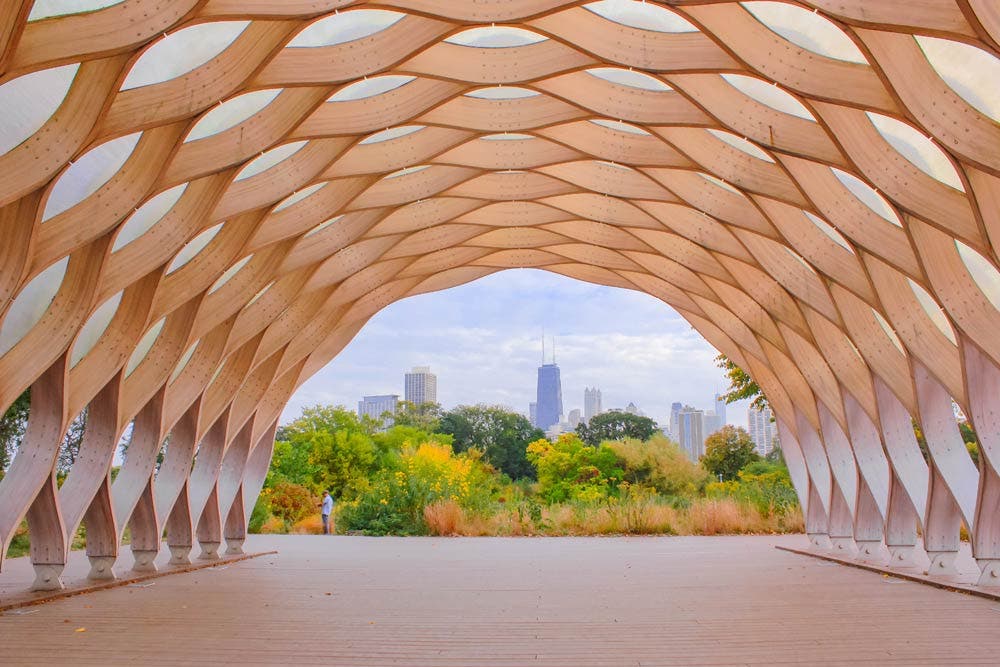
281, 269, 750, 429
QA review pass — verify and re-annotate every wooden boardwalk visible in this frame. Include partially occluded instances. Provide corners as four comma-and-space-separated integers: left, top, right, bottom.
3, 534, 1000, 666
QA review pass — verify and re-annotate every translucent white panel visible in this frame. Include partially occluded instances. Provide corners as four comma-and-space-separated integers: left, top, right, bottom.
804, 211, 853, 253
0, 257, 68, 357
169, 341, 199, 384
916, 36, 1000, 122
125, 318, 165, 377
328, 75, 415, 102
70, 291, 122, 367
866, 112, 963, 190
385, 165, 430, 179
707, 129, 775, 162
741, 2, 866, 64
121, 22, 250, 90
466, 86, 539, 99
721, 74, 815, 121
481, 133, 535, 141
361, 126, 423, 145
112, 184, 188, 252
246, 281, 274, 307
446, 27, 546, 48
43, 132, 141, 221
0, 64, 78, 156
273, 182, 328, 212
909, 279, 957, 345
872, 309, 905, 354
185, 89, 282, 143
305, 215, 343, 238
235, 141, 307, 181
166, 223, 223, 274
832, 168, 902, 227
589, 118, 650, 135
29, 0, 123, 20
208, 255, 253, 294
584, 0, 697, 33
956, 241, 1000, 312
288, 10, 404, 47
586, 67, 671, 91
698, 172, 741, 195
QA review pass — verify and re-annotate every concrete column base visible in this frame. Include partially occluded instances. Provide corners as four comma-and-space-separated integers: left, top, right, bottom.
31, 564, 65, 591
131, 549, 158, 573
225, 538, 245, 555
169, 545, 192, 565
887, 545, 919, 567
197, 541, 221, 560
976, 559, 1000, 586
87, 556, 117, 581
854, 541, 887, 565
829, 536, 856, 556
925, 550, 959, 576
807, 533, 832, 550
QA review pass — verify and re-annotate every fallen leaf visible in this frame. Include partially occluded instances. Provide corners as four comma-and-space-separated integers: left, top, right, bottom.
75, 628, 86, 633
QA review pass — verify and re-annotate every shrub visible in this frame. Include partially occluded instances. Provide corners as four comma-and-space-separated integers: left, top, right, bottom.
266, 481, 316, 528
607, 435, 709, 497
526, 433, 623, 503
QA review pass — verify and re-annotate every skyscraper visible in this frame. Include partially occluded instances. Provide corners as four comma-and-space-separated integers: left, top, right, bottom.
748, 406, 779, 456
404, 366, 437, 405
567, 409, 582, 428
529, 402, 537, 427
714, 393, 727, 425
584, 387, 602, 422
677, 406, 706, 461
358, 394, 398, 428
669, 402, 683, 441
535, 363, 563, 431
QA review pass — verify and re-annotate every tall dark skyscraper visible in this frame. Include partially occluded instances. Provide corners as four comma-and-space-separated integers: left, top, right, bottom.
535, 363, 563, 431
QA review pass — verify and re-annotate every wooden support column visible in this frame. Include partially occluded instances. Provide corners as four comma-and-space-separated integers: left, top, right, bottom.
817, 403, 859, 554
155, 404, 199, 564
111, 389, 165, 572
217, 420, 254, 554
59, 375, 122, 580
843, 393, 890, 563
188, 411, 228, 560
792, 410, 833, 549
961, 340, 1000, 584
913, 361, 978, 575
873, 377, 927, 566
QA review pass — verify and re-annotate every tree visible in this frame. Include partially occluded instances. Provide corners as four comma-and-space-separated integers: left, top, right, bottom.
575, 410, 657, 446
392, 400, 443, 432
605, 434, 708, 497
438, 404, 543, 479
57, 408, 88, 474
0, 389, 30, 478
716, 354, 768, 411
526, 433, 624, 503
701, 425, 759, 481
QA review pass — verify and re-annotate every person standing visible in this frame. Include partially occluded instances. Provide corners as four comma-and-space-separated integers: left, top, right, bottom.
320, 490, 334, 534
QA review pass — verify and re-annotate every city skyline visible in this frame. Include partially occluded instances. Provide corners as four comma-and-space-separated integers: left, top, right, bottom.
283, 270, 751, 428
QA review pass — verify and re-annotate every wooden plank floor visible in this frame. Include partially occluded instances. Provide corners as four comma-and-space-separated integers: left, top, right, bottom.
3, 534, 1000, 666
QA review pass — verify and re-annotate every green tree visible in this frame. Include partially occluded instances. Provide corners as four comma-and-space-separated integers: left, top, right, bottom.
575, 410, 657, 446
57, 408, 88, 475
0, 389, 31, 478
275, 405, 382, 498
701, 425, 759, 481
392, 401, 443, 432
526, 433, 624, 502
716, 354, 768, 410
606, 434, 708, 497
438, 404, 543, 479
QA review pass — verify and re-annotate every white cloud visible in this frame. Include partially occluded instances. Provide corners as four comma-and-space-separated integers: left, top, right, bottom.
283, 269, 750, 428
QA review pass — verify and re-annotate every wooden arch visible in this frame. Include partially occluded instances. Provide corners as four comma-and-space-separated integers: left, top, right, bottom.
2, 0, 1000, 588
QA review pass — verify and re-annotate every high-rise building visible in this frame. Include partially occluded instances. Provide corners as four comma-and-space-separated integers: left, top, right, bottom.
625, 402, 639, 415
535, 363, 563, 431
358, 394, 399, 428
669, 402, 683, 441
404, 366, 437, 405
676, 405, 706, 461
714, 393, 727, 425
747, 406, 779, 456
703, 410, 724, 438
529, 402, 537, 427
584, 387, 602, 422
567, 409, 582, 428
